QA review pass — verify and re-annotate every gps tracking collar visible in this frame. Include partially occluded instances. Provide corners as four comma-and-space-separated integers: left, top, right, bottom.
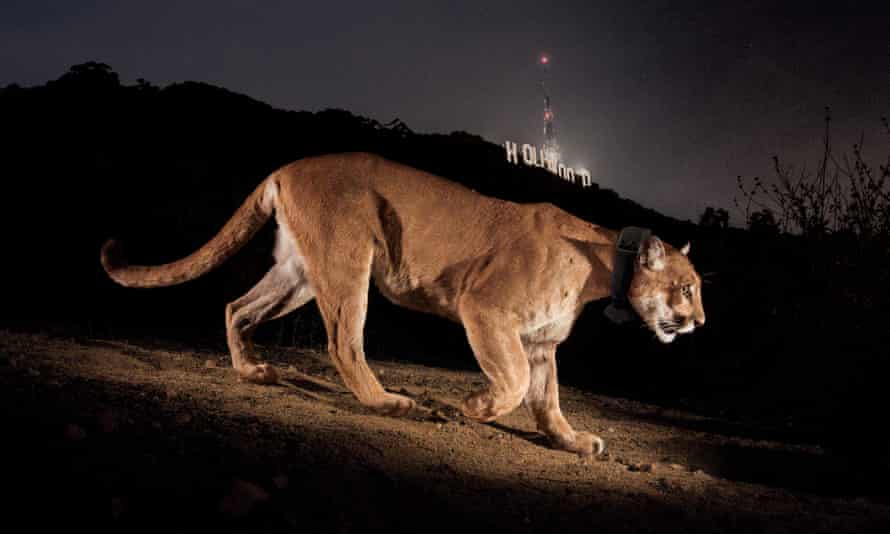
603, 226, 651, 325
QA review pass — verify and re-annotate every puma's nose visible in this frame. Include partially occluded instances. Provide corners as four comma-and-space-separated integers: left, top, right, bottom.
694, 315, 706, 327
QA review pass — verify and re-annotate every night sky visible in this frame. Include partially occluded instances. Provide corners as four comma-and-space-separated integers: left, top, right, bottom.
2, 1, 887, 222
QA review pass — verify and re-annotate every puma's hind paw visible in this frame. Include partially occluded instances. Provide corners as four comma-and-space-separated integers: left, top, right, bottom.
237, 362, 279, 384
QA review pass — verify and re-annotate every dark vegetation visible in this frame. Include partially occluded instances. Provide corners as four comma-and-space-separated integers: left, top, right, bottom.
2, 62, 888, 465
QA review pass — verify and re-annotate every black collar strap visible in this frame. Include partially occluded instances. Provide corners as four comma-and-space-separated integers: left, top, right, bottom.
603, 226, 651, 324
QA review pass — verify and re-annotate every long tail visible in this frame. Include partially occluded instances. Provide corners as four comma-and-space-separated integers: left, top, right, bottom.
101, 177, 277, 288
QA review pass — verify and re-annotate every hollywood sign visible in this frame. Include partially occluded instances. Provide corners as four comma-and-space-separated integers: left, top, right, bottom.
504, 141, 593, 187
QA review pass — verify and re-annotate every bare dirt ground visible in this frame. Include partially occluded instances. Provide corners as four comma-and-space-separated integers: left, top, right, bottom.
1, 330, 888, 533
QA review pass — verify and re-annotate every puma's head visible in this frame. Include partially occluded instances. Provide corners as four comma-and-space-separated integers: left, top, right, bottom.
628, 237, 706, 343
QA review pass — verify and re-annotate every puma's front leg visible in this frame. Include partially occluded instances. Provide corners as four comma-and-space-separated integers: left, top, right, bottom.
459, 302, 530, 422
524, 343, 604, 456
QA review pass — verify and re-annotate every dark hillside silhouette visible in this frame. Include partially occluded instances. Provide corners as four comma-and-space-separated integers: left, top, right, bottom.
2, 63, 888, 465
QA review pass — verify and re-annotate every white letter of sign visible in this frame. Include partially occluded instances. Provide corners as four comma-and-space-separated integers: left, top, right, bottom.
545, 152, 558, 174
504, 141, 519, 164
522, 144, 536, 166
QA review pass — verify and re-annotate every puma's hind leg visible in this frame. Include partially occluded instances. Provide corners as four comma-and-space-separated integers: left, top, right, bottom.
225, 247, 314, 384
524, 343, 604, 456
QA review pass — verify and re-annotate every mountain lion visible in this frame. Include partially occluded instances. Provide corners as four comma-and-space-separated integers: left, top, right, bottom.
102, 153, 705, 456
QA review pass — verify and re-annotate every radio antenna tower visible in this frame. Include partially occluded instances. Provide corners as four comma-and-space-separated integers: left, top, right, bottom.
539, 54, 561, 168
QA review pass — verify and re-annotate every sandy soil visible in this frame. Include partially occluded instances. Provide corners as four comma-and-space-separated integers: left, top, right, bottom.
1, 330, 887, 533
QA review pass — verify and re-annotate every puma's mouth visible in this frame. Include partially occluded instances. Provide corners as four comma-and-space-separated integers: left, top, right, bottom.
654, 320, 680, 343
654, 326, 677, 344
652, 320, 695, 343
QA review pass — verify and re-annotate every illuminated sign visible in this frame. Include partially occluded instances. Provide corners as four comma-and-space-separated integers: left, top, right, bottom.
504, 141, 592, 187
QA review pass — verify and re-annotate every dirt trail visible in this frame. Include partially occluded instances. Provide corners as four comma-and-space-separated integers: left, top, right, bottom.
1, 331, 887, 533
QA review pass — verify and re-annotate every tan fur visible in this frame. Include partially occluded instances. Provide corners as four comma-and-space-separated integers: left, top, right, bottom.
101, 153, 705, 456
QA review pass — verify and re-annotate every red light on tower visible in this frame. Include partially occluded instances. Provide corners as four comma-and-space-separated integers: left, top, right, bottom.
540, 54, 550, 65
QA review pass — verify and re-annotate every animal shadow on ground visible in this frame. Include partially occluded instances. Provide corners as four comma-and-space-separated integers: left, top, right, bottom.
662, 437, 889, 500
599, 401, 890, 499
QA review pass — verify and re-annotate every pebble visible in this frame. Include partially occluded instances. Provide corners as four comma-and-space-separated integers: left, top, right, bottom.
175, 413, 192, 425
98, 409, 117, 433
272, 474, 289, 490
668, 463, 685, 471
218, 479, 270, 518
627, 463, 653, 473
111, 497, 126, 520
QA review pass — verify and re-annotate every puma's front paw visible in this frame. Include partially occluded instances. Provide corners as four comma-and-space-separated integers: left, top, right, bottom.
553, 431, 605, 457
237, 362, 279, 384
460, 391, 498, 422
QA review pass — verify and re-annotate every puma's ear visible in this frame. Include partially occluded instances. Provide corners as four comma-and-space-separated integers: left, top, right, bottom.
680, 242, 691, 256
640, 236, 666, 271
